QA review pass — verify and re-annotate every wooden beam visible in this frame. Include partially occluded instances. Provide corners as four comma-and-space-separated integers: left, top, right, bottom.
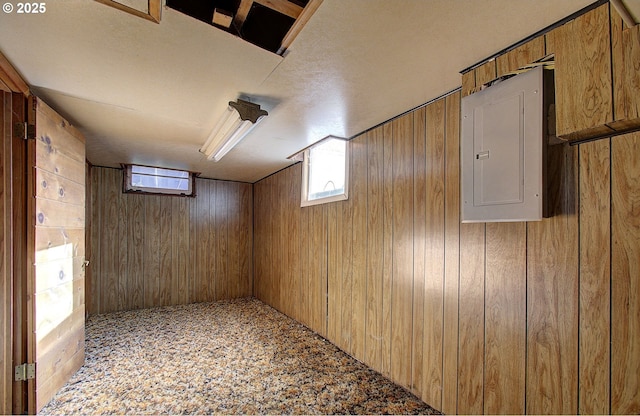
278, 0, 323, 55
0, 51, 29, 95
94, 0, 161, 23
233, 0, 254, 31
255, 0, 303, 19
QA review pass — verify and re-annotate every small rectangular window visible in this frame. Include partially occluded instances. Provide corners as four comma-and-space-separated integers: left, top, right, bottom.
301, 136, 349, 207
124, 164, 195, 196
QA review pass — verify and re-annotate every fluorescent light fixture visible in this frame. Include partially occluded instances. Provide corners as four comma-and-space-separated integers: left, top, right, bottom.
200, 99, 268, 162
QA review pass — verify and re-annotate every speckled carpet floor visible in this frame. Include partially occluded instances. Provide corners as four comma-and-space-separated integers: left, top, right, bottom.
39, 297, 439, 415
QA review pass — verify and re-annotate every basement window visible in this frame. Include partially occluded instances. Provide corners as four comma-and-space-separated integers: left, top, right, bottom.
123, 164, 195, 196
301, 136, 349, 207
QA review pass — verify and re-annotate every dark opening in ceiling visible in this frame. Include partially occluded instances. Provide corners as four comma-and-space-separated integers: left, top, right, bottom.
166, 0, 313, 55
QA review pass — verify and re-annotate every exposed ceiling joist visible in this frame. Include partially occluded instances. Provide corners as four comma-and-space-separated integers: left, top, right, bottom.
278, 0, 323, 54
255, 0, 303, 19
233, 0, 303, 32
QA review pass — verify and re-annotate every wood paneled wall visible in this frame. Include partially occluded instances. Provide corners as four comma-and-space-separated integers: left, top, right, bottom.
87, 167, 252, 314
254, 4, 639, 414
254, 97, 640, 415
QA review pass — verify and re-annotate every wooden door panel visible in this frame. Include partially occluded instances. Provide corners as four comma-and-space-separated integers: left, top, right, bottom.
30, 97, 86, 412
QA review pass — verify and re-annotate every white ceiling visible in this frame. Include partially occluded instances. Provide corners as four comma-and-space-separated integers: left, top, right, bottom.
0, 0, 597, 183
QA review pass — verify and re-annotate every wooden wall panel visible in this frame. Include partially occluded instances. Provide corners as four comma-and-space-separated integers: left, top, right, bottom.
422, 101, 445, 408
239, 183, 253, 298
339, 160, 353, 355
484, 222, 526, 414
611, 132, 640, 414
546, 4, 613, 139
610, 6, 640, 127
390, 113, 414, 389
143, 195, 161, 308
88, 168, 252, 314
364, 126, 384, 370
526, 143, 579, 414
475, 61, 497, 86
380, 121, 394, 378
411, 107, 426, 397
326, 202, 340, 343
214, 182, 229, 301
350, 136, 367, 362
254, 95, 639, 416
496, 37, 546, 77
457, 221, 485, 415
579, 139, 611, 414
441, 92, 460, 415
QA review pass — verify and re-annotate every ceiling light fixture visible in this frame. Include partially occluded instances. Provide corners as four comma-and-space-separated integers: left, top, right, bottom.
200, 99, 268, 162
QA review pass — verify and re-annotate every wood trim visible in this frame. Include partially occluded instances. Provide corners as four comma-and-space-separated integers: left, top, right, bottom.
277, 0, 323, 55
93, 0, 161, 23
0, 52, 28, 95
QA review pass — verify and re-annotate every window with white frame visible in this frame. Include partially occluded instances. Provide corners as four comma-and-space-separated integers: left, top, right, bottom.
301, 136, 349, 207
124, 164, 195, 196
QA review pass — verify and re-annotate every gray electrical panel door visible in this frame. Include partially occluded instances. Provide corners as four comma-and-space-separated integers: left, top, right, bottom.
461, 66, 547, 222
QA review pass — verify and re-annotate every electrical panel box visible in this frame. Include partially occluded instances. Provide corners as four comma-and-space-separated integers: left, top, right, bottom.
461, 66, 552, 223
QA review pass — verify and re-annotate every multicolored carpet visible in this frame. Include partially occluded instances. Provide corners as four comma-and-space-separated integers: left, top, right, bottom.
39, 297, 440, 415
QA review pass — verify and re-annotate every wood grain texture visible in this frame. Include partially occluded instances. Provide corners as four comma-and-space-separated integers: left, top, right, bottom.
340, 157, 354, 355
526, 143, 579, 414
461, 70, 475, 97
326, 201, 340, 343
411, 106, 426, 397
546, 4, 613, 139
611, 132, 640, 414
365, 126, 384, 370
16, 94, 30, 414
422, 100, 445, 408
390, 113, 414, 389
351, 136, 367, 362
579, 139, 611, 414
251, 10, 640, 413
287, 167, 301, 320
33, 98, 86, 412
381, 121, 394, 378
89, 170, 253, 314
0, 50, 29, 95
484, 222, 526, 414
0, 91, 11, 415
143, 195, 161, 308
611, 7, 640, 125
457, 222, 485, 415
475, 61, 497, 87
496, 37, 546, 77
441, 91, 460, 415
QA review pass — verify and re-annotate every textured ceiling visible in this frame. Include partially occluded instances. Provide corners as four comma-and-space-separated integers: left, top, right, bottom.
0, 0, 597, 182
